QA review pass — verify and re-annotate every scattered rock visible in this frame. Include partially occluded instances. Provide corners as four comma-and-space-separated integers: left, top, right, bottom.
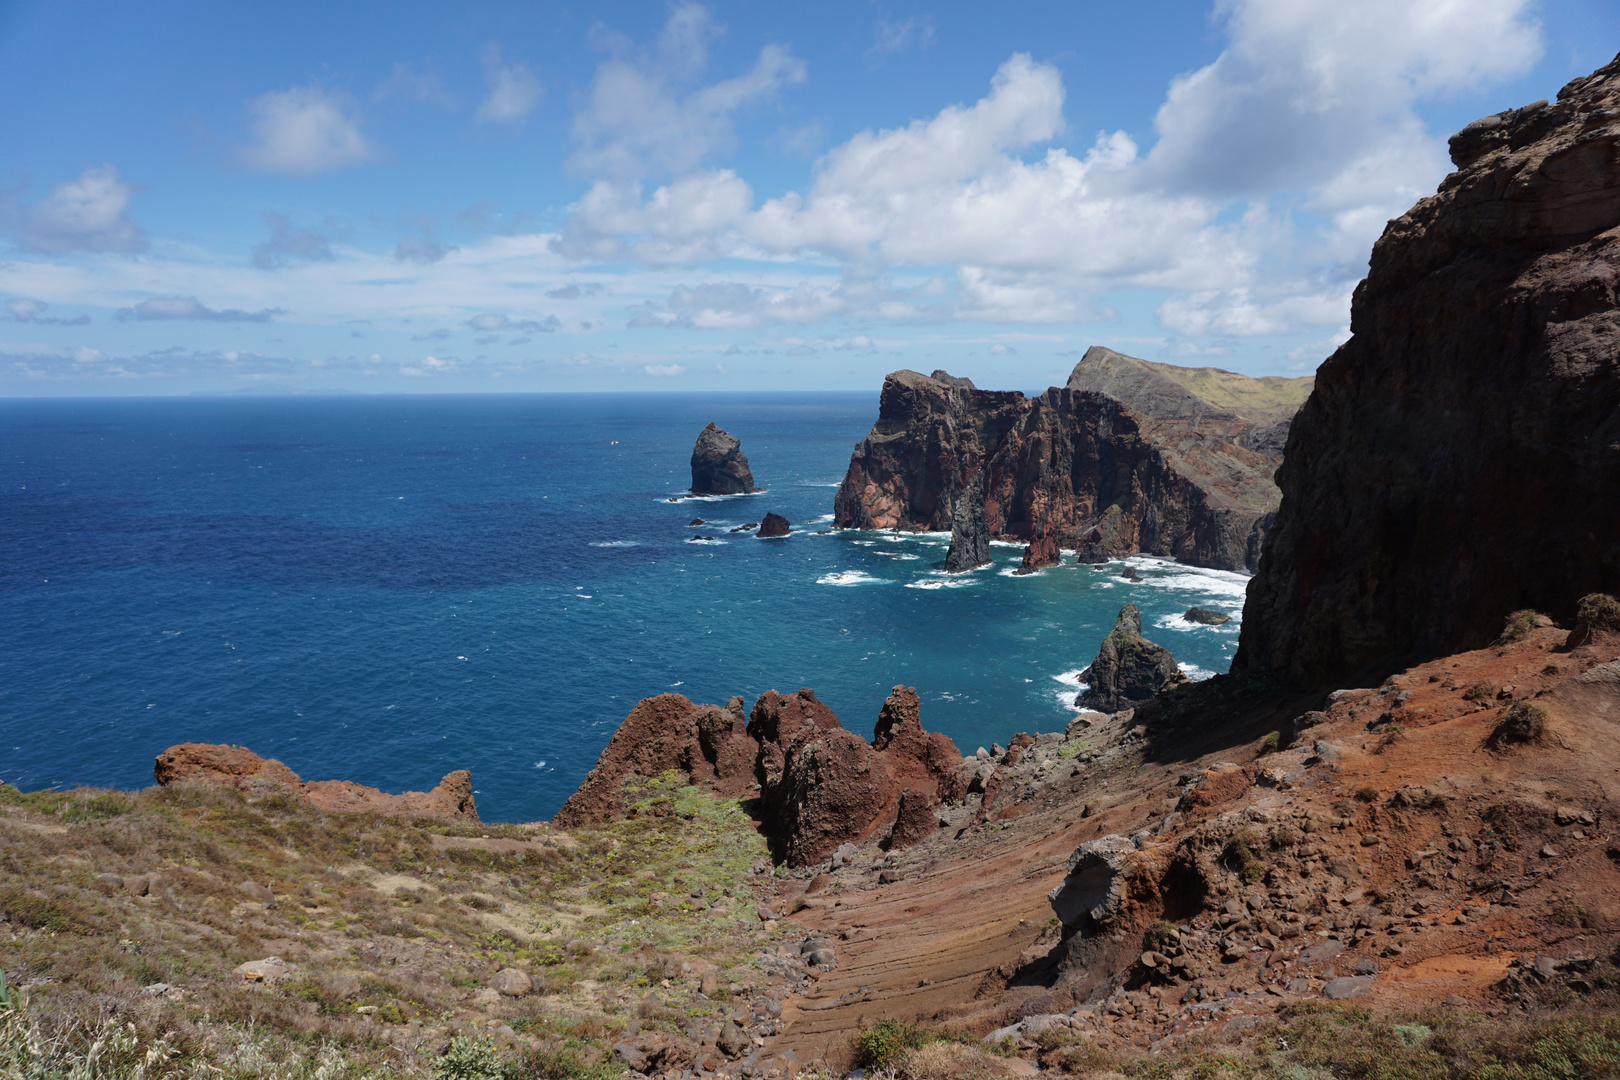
233, 957, 296, 984
1323, 976, 1376, 1000
238, 880, 274, 903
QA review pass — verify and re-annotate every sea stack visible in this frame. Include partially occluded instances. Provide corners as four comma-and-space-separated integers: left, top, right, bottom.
757, 512, 791, 538
690, 422, 758, 495
1077, 603, 1182, 712
943, 473, 991, 572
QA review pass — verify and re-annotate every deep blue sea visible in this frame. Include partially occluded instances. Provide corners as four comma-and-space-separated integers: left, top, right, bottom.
0, 394, 1250, 821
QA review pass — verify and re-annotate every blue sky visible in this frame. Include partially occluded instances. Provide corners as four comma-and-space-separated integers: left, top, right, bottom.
1, 0, 1615, 395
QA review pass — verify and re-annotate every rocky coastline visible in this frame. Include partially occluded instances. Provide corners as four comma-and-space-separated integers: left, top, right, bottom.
5, 52, 1620, 1080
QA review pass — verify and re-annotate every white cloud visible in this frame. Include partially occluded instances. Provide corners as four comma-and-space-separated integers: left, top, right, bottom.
394, 236, 459, 264
464, 313, 558, 333
373, 62, 455, 106
568, 3, 805, 180
475, 44, 544, 126
871, 16, 935, 56
252, 213, 333, 269
644, 363, 686, 376
238, 85, 380, 174
73, 346, 105, 363
988, 343, 1015, 355
115, 296, 284, 322
556, 0, 1541, 336
8, 165, 148, 254
5, 297, 89, 325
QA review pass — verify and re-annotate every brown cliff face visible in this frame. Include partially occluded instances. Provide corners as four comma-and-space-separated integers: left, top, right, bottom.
1237, 55, 1620, 688
555, 684, 966, 866
152, 743, 478, 822
833, 352, 1311, 572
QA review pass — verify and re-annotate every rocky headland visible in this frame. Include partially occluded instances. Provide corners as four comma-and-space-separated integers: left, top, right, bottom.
690, 422, 759, 495
1237, 53, 1620, 689
833, 352, 1313, 573
7, 54, 1620, 1080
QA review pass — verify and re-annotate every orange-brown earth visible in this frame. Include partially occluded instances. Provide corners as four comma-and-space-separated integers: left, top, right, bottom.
725, 615, 1620, 1072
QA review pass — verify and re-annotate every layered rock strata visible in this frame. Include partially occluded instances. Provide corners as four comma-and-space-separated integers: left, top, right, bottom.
153, 743, 478, 822
1238, 54, 1620, 688
1077, 603, 1183, 712
690, 422, 758, 494
833, 353, 1311, 572
555, 685, 965, 866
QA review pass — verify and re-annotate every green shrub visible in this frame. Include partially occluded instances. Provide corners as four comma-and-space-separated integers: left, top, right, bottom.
434, 1035, 508, 1080
1497, 609, 1545, 645
1576, 593, 1620, 631
1491, 702, 1547, 748
854, 1018, 931, 1070
1258, 731, 1283, 756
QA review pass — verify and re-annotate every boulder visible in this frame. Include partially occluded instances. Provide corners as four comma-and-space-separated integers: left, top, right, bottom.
772, 729, 898, 867
233, 957, 296, 984
1077, 604, 1182, 712
944, 472, 991, 572
1048, 835, 1137, 933
490, 968, 533, 997
1184, 607, 1231, 625
689, 422, 758, 494
614, 1034, 697, 1073
758, 512, 791, 538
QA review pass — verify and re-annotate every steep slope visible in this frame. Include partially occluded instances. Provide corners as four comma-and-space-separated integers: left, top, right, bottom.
1238, 54, 1620, 688
833, 348, 1312, 572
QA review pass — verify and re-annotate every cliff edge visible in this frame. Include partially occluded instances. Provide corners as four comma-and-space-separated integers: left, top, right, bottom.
1237, 53, 1620, 688
833, 351, 1312, 572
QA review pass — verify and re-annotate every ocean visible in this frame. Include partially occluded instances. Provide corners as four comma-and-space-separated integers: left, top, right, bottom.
0, 393, 1250, 821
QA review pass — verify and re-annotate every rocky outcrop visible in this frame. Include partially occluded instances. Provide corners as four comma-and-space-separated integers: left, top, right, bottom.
690, 422, 758, 495
1237, 55, 1620, 688
833, 351, 1312, 572
758, 512, 791, 538
557, 685, 966, 866
1018, 534, 1063, 574
1183, 607, 1231, 625
1077, 604, 1182, 712
152, 743, 478, 822
943, 472, 991, 571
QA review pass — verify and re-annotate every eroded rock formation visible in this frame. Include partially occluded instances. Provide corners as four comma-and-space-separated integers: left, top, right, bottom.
758, 512, 791, 538
690, 422, 758, 495
1237, 54, 1620, 688
943, 471, 991, 571
833, 353, 1311, 572
556, 685, 966, 866
153, 743, 477, 822
1078, 603, 1183, 712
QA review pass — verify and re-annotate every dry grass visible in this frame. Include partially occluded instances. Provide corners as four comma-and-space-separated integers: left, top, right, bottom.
0, 772, 783, 1077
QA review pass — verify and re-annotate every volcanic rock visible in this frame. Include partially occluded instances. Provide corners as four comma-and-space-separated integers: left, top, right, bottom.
834, 351, 1311, 572
689, 422, 758, 495
1048, 834, 1137, 933
1238, 55, 1620, 687
1017, 533, 1062, 574
1184, 607, 1231, 625
944, 471, 991, 572
153, 744, 477, 823
1077, 604, 1183, 712
758, 512, 791, 538
560, 684, 964, 866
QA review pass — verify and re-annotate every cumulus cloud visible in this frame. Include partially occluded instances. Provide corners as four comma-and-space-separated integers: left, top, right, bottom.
644, 363, 685, 376
115, 296, 284, 322
238, 85, 380, 174
7, 165, 148, 254
557, 0, 1541, 335
252, 213, 334, 269
475, 44, 544, 125
988, 343, 1015, 355
568, 3, 805, 181
5, 298, 89, 325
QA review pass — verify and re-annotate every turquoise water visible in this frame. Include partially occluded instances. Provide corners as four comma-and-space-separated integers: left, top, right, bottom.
0, 394, 1247, 821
